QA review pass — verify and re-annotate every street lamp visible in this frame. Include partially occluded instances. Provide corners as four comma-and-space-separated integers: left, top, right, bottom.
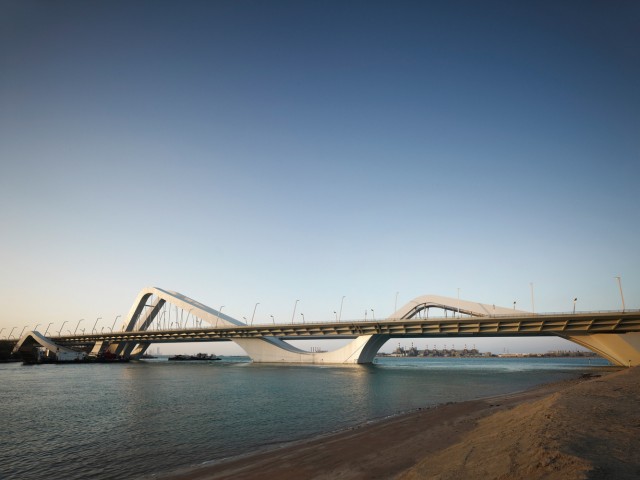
34, 324, 41, 332
300, 313, 305, 323
111, 315, 121, 332
44, 322, 53, 336
74, 319, 84, 335
57, 321, 67, 336
339, 296, 345, 322
270, 315, 275, 325
333, 311, 337, 321
251, 303, 260, 326
364, 310, 367, 320
93, 317, 102, 334
156, 311, 165, 330
8, 327, 16, 339
513, 301, 516, 311
370, 309, 375, 321
615, 276, 626, 312
18, 326, 26, 338
215, 305, 225, 328
573, 297, 577, 314
530, 282, 535, 314
291, 299, 299, 324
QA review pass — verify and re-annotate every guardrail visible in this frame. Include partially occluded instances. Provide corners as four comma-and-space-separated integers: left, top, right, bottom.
3, 310, 638, 343
25, 310, 637, 345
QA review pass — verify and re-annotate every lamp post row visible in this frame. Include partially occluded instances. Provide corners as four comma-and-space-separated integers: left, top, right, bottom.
0, 315, 123, 339
247, 296, 348, 325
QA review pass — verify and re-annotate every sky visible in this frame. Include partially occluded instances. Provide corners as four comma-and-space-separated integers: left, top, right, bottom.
1, 1, 639, 355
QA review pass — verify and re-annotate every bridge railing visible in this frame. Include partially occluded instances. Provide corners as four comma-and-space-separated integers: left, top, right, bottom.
3, 309, 637, 342
283, 308, 640, 325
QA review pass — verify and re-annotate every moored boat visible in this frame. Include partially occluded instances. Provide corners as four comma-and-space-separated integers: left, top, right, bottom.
168, 353, 220, 361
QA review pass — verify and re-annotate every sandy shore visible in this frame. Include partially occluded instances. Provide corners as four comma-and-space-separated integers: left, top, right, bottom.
161, 367, 640, 480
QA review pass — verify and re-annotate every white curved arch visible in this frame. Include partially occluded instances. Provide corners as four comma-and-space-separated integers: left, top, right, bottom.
114, 289, 531, 363
111, 287, 245, 358
563, 333, 640, 367
391, 295, 529, 319
122, 286, 244, 332
233, 335, 391, 364
13, 331, 86, 362
13, 331, 68, 353
235, 295, 526, 364
118, 287, 394, 363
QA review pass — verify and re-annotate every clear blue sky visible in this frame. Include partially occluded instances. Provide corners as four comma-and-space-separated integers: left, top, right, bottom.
1, 1, 638, 354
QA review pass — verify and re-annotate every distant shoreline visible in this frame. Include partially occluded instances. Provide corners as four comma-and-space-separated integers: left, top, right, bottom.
157, 366, 636, 479
377, 352, 598, 358
376, 347, 599, 358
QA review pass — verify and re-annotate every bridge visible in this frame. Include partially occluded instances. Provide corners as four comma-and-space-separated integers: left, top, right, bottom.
7, 287, 640, 366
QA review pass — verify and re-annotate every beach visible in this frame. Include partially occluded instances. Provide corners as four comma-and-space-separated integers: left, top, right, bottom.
161, 366, 639, 480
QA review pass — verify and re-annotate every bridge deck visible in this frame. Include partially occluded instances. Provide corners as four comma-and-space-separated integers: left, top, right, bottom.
29, 310, 640, 346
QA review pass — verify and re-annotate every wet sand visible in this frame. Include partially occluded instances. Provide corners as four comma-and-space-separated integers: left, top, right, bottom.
161, 367, 640, 480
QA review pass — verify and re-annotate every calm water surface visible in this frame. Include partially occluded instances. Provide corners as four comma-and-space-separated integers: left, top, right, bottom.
0, 356, 613, 479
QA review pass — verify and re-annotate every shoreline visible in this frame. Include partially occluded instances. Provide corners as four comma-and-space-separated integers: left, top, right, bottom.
156, 366, 638, 479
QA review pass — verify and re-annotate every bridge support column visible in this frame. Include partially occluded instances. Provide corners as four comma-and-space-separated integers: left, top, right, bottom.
233, 335, 390, 364
130, 342, 151, 359
564, 332, 640, 367
89, 341, 105, 356
110, 295, 164, 359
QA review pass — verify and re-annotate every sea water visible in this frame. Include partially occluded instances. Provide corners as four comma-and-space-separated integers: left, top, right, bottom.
0, 356, 612, 479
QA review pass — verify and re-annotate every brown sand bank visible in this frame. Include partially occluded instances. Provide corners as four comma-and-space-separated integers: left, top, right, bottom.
162, 367, 639, 480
